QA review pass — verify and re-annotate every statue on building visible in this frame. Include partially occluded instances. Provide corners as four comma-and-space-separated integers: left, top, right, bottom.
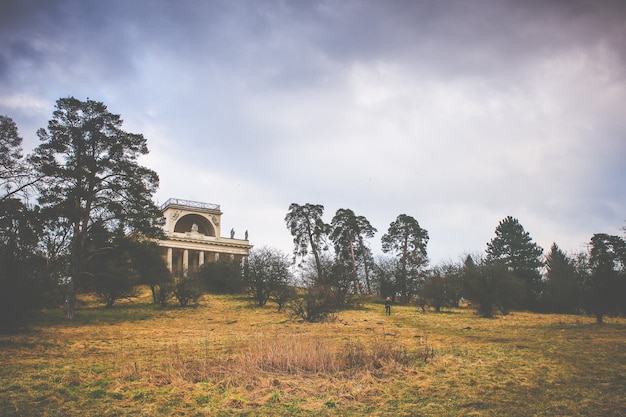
230, 228, 235, 238
245, 230, 248, 240
191, 223, 199, 233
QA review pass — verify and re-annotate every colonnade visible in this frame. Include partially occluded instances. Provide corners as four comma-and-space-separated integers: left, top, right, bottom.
165, 247, 240, 276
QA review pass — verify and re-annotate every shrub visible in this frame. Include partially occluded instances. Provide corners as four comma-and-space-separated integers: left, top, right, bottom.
196, 259, 244, 294
288, 285, 337, 322
155, 282, 174, 307
172, 275, 203, 306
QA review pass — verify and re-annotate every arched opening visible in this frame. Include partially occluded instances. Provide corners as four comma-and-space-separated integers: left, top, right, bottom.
174, 214, 216, 237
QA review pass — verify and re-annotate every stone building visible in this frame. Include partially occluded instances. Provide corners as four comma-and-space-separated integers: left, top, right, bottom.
158, 198, 252, 275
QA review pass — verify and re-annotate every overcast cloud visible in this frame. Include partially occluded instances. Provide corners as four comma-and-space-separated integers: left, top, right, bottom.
1, 0, 625, 263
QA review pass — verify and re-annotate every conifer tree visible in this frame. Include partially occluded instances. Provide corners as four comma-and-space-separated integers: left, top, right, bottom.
486, 216, 543, 309
29, 97, 163, 318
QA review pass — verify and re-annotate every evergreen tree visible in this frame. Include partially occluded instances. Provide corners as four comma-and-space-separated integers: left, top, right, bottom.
197, 258, 244, 294
541, 243, 580, 313
381, 214, 429, 303
587, 233, 626, 323
29, 97, 163, 318
130, 240, 171, 305
461, 255, 520, 317
486, 216, 543, 309
329, 208, 377, 294
284, 203, 329, 282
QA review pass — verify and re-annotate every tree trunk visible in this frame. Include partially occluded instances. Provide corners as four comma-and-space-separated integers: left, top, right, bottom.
362, 255, 372, 294
150, 284, 158, 304
348, 238, 360, 294
309, 232, 324, 283
64, 292, 76, 319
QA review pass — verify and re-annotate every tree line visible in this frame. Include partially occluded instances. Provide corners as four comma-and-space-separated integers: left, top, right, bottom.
282, 204, 626, 323
2, 97, 625, 332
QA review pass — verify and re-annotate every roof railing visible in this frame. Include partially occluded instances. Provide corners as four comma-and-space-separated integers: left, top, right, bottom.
160, 198, 221, 212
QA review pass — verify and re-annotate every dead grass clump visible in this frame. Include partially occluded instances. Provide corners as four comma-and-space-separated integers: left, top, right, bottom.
339, 338, 420, 370
154, 333, 434, 387
241, 336, 338, 373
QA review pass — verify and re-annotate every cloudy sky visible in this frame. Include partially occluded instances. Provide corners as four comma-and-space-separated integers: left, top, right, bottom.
1, 0, 625, 264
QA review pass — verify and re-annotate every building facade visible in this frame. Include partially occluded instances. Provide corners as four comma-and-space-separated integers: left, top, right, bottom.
158, 198, 252, 275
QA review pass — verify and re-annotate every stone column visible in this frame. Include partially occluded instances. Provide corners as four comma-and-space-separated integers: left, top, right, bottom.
166, 247, 173, 272
199, 251, 205, 267
183, 249, 189, 276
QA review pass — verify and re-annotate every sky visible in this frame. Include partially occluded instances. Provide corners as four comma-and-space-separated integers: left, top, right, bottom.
1, 0, 625, 265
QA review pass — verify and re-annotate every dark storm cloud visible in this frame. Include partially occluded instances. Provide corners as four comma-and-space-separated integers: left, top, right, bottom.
4, 0, 625, 93
0, 0, 133, 90
304, 0, 626, 83
0, 1, 55, 80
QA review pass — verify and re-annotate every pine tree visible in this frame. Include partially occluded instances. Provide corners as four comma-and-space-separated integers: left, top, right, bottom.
542, 243, 580, 313
486, 216, 543, 310
29, 97, 163, 318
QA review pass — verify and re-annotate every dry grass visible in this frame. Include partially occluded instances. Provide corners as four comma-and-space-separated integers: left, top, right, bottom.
1, 289, 625, 416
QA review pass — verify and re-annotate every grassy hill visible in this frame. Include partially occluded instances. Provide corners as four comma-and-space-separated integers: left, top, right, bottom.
1, 290, 625, 416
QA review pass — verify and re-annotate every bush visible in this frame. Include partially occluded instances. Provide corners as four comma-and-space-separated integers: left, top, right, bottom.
172, 275, 203, 306
0, 254, 48, 333
196, 259, 244, 294
0, 199, 51, 333
155, 282, 175, 307
272, 284, 297, 312
462, 258, 521, 317
288, 285, 338, 322
421, 263, 462, 312
244, 247, 293, 307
